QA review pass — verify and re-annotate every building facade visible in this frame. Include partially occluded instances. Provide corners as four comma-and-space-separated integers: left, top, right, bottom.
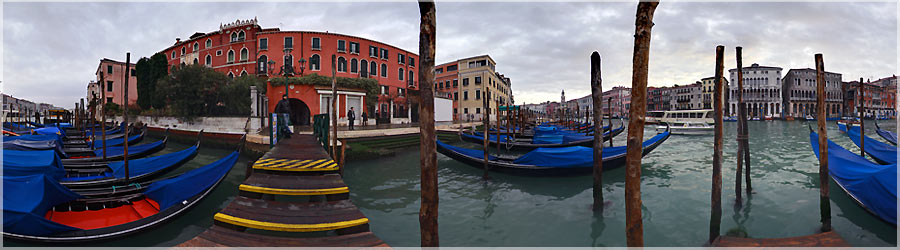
433, 55, 512, 121
782, 68, 842, 118
94, 58, 138, 108
602, 86, 631, 117
157, 18, 419, 125
700, 77, 728, 111
671, 83, 701, 110
728, 63, 782, 118
843, 77, 897, 118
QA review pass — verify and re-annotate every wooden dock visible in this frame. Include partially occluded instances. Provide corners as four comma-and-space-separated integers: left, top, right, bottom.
712, 231, 850, 247
177, 134, 389, 248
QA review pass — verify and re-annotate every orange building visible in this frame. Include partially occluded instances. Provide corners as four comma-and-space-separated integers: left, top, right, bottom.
88, 58, 137, 119
158, 18, 419, 125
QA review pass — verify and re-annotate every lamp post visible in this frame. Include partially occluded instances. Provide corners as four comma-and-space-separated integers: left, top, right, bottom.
298, 58, 306, 76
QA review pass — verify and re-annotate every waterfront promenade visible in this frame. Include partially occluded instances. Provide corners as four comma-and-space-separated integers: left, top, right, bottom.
177, 134, 389, 247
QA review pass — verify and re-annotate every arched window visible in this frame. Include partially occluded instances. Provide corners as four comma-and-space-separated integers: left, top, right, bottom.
181, 47, 185, 55
193, 58, 199, 64
240, 48, 249, 62
205, 38, 212, 48
231, 32, 238, 42
258, 55, 268, 74
337, 57, 347, 72
238, 31, 245, 41
370, 62, 377, 76
171, 51, 175, 59
240, 70, 248, 77
227, 50, 235, 63
228, 72, 235, 79
381, 63, 387, 77
399, 68, 404, 81
205, 55, 212, 66
360, 59, 368, 76
309, 54, 320, 71
350, 59, 358, 73
193, 42, 199, 51
409, 70, 414, 84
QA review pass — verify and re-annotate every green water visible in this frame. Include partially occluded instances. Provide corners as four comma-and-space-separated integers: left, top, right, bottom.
344, 120, 897, 247
6, 120, 897, 247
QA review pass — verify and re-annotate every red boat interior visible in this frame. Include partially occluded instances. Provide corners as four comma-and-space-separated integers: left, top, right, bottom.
45, 198, 160, 230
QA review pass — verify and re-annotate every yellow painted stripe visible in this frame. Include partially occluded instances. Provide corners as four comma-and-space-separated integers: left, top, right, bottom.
254, 159, 288, 167
255, 158, 275, 164
315, 162, 338, 169
254, 164, 338, 172
264, 159, 301, 169
214, 213, 368, 232
297, 159, 328, 169
239, 184, 349, 195
308, 160, 334, 169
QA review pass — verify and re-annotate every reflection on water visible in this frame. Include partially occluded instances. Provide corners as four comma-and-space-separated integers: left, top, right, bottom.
346, 120, 897, 247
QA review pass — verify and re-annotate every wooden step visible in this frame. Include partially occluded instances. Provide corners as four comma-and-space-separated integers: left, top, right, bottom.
239, 173, 349, 196
178, 225, 389, 247
712, 231, 850, 247
214, 196, 368, 232
252, 158, 338, 172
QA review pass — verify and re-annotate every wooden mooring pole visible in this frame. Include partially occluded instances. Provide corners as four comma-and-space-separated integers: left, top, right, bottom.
482, 86, 490, 180
123, 52, 131, 182
331, 55, 338, 158
625, 2, 658, 247
709, 45, 725, 244
608, 97, 613, 147
417, 1, 438, 247
99, 72, 108, 160
734, 47, 745, 204
496, 103, 501, 155
816, 54, 832, 232
859, 77, 865, 157
590, 52, 605, 211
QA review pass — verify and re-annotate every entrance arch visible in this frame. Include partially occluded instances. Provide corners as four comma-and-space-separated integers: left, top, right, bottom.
288, 98, 311, 125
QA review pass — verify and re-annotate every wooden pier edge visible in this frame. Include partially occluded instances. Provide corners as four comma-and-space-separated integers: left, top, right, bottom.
712, 231, 850, 247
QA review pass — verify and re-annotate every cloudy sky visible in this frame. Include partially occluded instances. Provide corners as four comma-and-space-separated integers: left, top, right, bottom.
3, 1, 897, 108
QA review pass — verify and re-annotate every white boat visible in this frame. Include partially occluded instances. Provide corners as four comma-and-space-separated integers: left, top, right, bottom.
655, 110, 714, 135
805, 115, 814, 120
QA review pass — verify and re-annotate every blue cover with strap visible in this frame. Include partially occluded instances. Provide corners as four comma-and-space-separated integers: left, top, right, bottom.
33, 127, 65, 138
3, 134, 63, 145
143, 151, 239, 210
844, 124, 897, 165
809, 131, 897, 225
876, 127, 898, 145
91, 133, 141, 148
3, 175, 82, 236
3, 150, 66, 180
513, 131, 669, 168
83, 123, 124, 136
437, 140, 497, 161
466, 132, 509, 143
3, 139, 68, 158
44, 122, 73, 128
93, 138, 164, 157
60, 145, 197, 182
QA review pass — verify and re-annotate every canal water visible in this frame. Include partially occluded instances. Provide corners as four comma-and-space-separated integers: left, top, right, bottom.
5, 120, 896, 247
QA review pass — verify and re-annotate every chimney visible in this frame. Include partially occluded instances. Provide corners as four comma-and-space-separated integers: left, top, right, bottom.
175, 37, 181, 43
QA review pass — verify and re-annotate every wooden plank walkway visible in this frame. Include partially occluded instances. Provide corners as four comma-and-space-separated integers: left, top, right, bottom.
177, 134, 389, 248
712, 231, 850, 247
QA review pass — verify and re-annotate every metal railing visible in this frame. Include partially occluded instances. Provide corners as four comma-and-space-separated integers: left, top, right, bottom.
313, 113, 330, 150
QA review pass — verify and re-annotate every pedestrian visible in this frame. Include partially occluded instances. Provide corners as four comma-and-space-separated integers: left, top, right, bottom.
362, 111, 368, 127
347, 107, 356, 131
273, 94, 293, 138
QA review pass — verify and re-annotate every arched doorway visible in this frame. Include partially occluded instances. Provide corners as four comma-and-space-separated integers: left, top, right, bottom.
288, 98, 311, 126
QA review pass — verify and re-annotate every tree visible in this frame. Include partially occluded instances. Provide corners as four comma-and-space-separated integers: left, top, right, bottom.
135, 53, 169, 110
157, 64, 227, 118
217, 75, 266, 116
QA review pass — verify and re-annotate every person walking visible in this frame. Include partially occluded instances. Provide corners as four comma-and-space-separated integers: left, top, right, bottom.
362, 111, 368, 127
347, 107, 356, 131
274, 94, 293, 138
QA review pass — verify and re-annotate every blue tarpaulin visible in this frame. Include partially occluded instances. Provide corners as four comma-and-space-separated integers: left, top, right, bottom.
60, 145, 198, 182
876, 127, 898, 145
3, 134, 63, 145
91, 133, 141, 148
843, 124, 897, 165
512, 131, 668, 168
94, 138, 164, 157
144, 151, 239, 210
3, 139, 68, 158
3, 175, 83, 236
33, 127, 65, 138
809, 131, 897, 225
436, 140, 498, 161
3, 150, 67, 180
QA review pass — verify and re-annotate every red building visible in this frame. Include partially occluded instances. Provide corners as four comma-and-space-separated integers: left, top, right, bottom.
158, 18, 419, 125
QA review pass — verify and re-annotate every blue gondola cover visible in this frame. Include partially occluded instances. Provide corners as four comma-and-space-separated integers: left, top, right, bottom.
437, 140, 498, 161
94, 138, 164, 157
3, 139, 68, 158
59, 145, 198, 182
877, 128, 898, 145
3, 150, 67, 180
91, 133, 141, 148
3, 175, 82, 236
809, 131, 897, 225
844, 125, 897, 165
143, 151, 239, 210
512, 131, 668, 168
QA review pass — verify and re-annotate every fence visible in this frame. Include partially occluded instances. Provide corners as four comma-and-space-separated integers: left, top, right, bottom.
313, 113, 330, 150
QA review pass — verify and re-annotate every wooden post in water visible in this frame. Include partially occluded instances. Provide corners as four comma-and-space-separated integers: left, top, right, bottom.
734, 47, 745, 204
417, 1, 439, 246
506, 105, 511, 145
123, 52, 130, 182
590, 52, 605, 211
331, 55, 338, 158
482, 85, 490, 180
339, 139, 346, 177
496, 103, 501, 154
709, 45, 725, 244
99, 72, 108, 160
858, 77, 865, 157
625, 2, 658, 247
608, 97, 613, 147
816, 54, 832, 232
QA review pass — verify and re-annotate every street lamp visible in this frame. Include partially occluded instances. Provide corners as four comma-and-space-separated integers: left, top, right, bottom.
267, 60, 276, 77
297, 58, 306, 76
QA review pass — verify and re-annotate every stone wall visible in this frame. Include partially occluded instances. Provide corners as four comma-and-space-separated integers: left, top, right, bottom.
113, 115, 263, 135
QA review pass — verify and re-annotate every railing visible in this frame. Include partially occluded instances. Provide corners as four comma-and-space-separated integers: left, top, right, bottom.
313, 113, 330, 150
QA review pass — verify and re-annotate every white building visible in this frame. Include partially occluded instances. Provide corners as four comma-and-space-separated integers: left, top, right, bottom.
729, 63, 783, 117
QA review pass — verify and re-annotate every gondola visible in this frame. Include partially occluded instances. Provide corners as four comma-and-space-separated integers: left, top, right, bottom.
808, 130, 896, 225
875, 122, 897, 145
838, 123, 897, 165
61, 130, 172, 166
2, 135, 243, 243
59, 139, 200, 188
438, 128, 670, 176
60, 127, 146, 149
4, 137, 68, 158
460, 123, 624, 151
